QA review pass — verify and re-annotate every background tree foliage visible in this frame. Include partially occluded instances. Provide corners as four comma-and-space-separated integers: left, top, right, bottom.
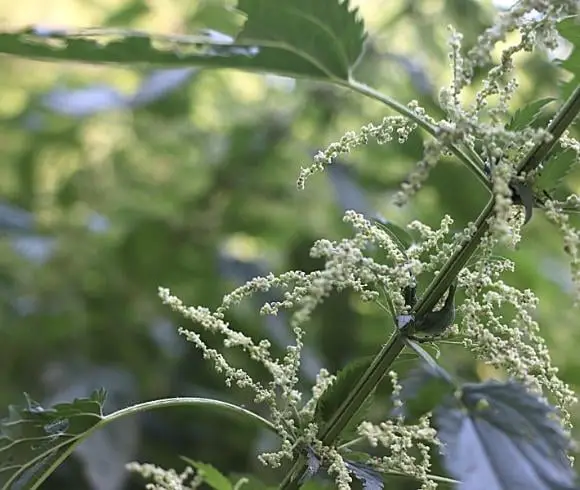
0, 0, 578, 488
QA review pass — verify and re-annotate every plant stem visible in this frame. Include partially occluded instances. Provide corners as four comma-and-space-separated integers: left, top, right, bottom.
278, 82, 580, 490
345, 79, 491, 191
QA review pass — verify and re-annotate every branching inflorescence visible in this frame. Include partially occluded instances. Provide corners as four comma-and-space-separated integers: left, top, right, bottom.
145, 1, 580, 489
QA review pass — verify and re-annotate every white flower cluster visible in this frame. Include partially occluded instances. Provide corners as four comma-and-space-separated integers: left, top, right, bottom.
458, 235, 577, 426
354, 371, 440, 490
126, 462, 202, 490
148, 1, 580, 488
158, 212, 461, 485
297, 101, 425, 190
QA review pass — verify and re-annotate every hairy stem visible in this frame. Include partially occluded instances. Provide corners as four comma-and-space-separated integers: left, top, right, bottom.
278, 82, 580, 490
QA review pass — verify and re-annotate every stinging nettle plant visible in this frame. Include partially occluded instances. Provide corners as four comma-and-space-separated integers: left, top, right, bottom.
1, 1, 580, 489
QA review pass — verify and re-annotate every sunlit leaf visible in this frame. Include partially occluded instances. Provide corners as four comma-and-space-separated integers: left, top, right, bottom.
557, 16, 580, 98
506, 98, 555, 132
436, 381, 577, 490
0, 0, 366, 82
0, 390, 106, 490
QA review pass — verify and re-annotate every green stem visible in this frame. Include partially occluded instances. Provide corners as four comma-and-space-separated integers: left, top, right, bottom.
278, 82, 580, 490
345, 79, 491, 190
28, 398, 279, 490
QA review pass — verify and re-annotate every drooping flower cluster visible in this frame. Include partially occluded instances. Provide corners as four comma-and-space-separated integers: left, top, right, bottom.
143, 1, 580, 489
158, 212, 458, 475
297, 101, 427, 190
458, 231, 577, 426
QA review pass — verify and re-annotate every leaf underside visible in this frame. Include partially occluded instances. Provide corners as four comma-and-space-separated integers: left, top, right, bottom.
0, 0, 366, 82
436, 381, 576, 490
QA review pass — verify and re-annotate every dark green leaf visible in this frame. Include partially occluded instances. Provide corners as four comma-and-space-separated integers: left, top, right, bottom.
506, 98, 555, 132
436, 380, 576, 490
411, 282, 457, 338
535, 149, 578, 192
0, 390, 106, 490
394, 362, 454, 424
0, 0, 366, 82
181, 457, 233, 490
344, 460, 384, 490
373, 217, 413, 253
314, 357, 374, 436
510, 181, 534, 225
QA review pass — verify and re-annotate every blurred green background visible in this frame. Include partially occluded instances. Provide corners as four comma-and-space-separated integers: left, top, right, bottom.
0, 0, 579, 488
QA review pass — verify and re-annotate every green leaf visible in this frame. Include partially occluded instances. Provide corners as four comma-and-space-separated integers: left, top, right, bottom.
506, 98, 555, 132
181, 458, 233, 490
557, 16, 580, 95
394, 361, 454, 424
0, 0, 366, 82
314, 357, 374, 436
535, 149, 578, 192
236, 0, 366, 80
436, 381, 577, 490
373, 217, 413, 253
0, 390, 106, 490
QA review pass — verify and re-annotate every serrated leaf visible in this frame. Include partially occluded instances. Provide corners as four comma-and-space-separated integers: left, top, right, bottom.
394, 362, 454, 424
506, 98, 555, 132
344, 460, 384, 490
557, 17, 580, 94
436, 380, 576, 490
314, 357, 374, 436
236, 0, 366, 80
181, 457, 233, 490
373, 217, 413, 253
535, 149, 578, 192
0, 390, 106, 490
0, 0, 366, 82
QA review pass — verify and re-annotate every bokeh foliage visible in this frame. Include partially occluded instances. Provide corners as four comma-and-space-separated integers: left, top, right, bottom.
0, 0, 579, 488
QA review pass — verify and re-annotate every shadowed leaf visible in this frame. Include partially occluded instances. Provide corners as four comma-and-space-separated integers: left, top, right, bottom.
394, 361, 454, 424
314, 357, 374, 437
345, 460, 384, 490
0, 390, 106, 490
436, 380, 576, 490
